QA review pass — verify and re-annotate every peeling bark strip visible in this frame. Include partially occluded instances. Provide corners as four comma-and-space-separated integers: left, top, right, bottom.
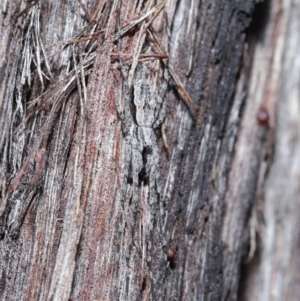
3, 0, 299, 301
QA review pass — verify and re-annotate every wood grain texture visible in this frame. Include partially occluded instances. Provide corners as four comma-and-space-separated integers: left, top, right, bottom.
2, 0, 299, 301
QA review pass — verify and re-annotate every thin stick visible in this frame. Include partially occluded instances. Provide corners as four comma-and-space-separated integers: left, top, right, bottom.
168, 65, 195, 113
115, 1, 166, 41
147, 28, 196, 115
90, 0, 107, 22
13, 0, 38, 21
78, 0, 92, 23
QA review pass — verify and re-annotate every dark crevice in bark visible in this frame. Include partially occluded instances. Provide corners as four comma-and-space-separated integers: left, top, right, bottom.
247, 0, 271, 41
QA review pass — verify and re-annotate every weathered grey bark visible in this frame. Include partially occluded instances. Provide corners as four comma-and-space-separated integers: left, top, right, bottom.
0, 0, 299, 300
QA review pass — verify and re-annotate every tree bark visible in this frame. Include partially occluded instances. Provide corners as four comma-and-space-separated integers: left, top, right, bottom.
0, 0, 299, 301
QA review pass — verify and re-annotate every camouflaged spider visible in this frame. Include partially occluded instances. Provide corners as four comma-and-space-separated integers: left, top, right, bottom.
116, 63, 168, 191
